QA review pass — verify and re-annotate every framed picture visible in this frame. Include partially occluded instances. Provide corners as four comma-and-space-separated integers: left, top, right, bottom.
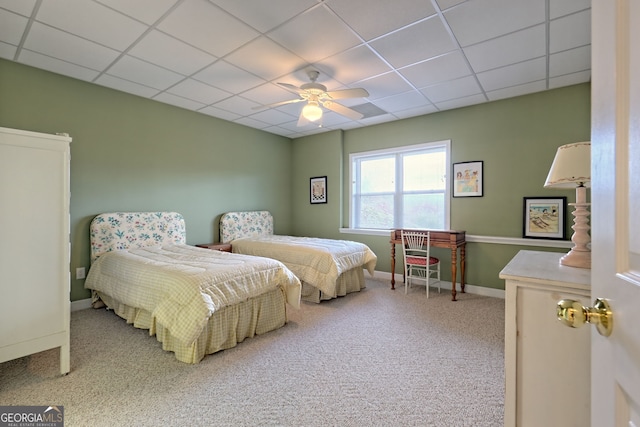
453, 161, 483, 197
523, 197, 567, 239
310, 176, 327, 204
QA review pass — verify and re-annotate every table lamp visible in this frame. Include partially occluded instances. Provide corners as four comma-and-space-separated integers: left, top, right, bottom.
544, 141, 591, 268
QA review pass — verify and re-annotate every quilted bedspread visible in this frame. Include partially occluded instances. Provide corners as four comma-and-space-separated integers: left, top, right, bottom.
85, 244, 301, 345
230, 235, 377, 298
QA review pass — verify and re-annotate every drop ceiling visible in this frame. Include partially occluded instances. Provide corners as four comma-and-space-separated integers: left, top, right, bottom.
0, 0, 591, 138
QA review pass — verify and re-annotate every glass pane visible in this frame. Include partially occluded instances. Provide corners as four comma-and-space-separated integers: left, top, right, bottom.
402, 193, 445, 229
403, 151, 446, 191
358, 194, 394, 228
361, 157, 395, 193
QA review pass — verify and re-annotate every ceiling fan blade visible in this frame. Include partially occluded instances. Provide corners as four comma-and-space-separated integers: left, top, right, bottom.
278, 82, 305, 95
325, 87, 369, 100
252, 98, 305, 110
323, 101, 364, 120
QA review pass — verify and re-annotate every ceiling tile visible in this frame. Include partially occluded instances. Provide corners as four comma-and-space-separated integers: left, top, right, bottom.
36, 0, 147, 51
434, 93, 487, 111
478, 57, 547, 92
549, 45, 590, 77
241, 82, 297, 107
435, 0, 466, 11
549, 0, 590, 19
549, 9, 590, 53
359, 72, 414, 100
0, 9, 28, 46
444, 0, 545, 46
95, 0, 178, 25
211, 0, 317, 33
0, 0, 36, 16
19, 49, 100, 82
549, 70, 590, 89
224, 36, 305, 81
249, 108, 297, 125
199, 105, 242, 122
393, 104, 438, 119
325, 0, 436, 41
373, 91, 430, 112
464, 24, 545, 73
400, 51, 471, 88
153, 92, 206, 111
486, 80, 548, 101
157, 0, 258, 57
94, 74, 160, 98
167, 78, 231, 105
212, 95, 262, 116
267, 5, 361, 63
128, 30, 217, 76
0, 41, 16, 59
369, 16, 456, 68
23, 22, 120, 70
421, 75, 482, 103
315, 45, 392, 85
106, 55, 184, 90
194, 60, 265, 94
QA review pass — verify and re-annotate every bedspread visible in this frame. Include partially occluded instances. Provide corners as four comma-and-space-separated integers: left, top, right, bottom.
230, 235, 377, 298
85, 244, 301, 345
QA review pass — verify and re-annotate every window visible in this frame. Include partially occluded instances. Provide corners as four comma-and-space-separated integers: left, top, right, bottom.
350, 140, 450, 230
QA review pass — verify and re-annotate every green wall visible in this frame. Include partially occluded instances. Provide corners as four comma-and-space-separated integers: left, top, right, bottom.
0, 58, 590, 299
0, 59, 293, 301
291, 83, 590, 290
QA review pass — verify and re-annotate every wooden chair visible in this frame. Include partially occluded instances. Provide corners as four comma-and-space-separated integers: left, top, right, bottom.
401, 230, 441, 297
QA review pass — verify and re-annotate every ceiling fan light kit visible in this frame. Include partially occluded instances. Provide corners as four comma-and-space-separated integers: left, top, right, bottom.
302, 101, 323, 122
256, 70, 370, 127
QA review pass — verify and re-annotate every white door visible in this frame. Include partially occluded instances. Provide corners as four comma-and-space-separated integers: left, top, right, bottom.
591, 0, 640, 425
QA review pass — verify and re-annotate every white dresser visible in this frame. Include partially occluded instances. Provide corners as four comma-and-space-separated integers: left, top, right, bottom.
500, 250, 591, 427
0, 127, 71, 375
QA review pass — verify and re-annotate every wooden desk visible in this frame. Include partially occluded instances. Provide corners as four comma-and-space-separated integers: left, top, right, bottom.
390, 229, 466, 301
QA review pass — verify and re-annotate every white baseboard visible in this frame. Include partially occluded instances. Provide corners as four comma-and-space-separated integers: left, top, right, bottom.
371, 271, 505, 299
71, 298, 92, 311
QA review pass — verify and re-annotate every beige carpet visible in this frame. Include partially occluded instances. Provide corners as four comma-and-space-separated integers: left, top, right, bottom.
0, 279, 505, 426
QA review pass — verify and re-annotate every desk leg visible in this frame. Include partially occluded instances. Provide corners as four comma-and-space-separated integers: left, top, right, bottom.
390, 243, 396, 290
460, 244, 466, 293
451, 247, 458, 301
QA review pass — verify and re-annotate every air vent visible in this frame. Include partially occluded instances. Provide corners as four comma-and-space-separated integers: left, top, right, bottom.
349, 103, 387, 119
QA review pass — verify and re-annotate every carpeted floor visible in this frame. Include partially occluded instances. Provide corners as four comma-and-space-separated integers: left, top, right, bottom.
0, 279, 505, 426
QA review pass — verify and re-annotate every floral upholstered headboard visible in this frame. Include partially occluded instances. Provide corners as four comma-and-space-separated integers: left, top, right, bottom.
219, 211, 274, 243
89, 212, 186, 262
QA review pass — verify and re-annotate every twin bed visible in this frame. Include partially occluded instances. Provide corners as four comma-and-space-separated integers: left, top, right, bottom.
85, 212, 301, 364
85, 211, 377, 363
219, 211, 377, 303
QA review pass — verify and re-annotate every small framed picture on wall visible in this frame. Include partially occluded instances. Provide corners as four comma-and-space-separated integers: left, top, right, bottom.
453, 161, 483, 197
310, 176, 327, 204
523, 197, 567, 239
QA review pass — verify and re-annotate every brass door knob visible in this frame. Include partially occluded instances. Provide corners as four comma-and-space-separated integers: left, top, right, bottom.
557, 298, 613, 337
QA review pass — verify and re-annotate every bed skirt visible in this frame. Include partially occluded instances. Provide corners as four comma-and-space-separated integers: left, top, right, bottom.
95, 287, 288, 364
300, 267, 366, 303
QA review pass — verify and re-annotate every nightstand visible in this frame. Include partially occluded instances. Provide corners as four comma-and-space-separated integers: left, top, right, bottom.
196, 243, 232, 252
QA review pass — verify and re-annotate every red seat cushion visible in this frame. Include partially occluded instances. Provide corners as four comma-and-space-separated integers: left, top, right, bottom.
406, 256, 439, 266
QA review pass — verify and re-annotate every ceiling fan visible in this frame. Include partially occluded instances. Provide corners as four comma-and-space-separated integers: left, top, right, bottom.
257, 70, 369, 126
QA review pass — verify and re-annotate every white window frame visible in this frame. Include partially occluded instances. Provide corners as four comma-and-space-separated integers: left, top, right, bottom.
346, 140, 451, 235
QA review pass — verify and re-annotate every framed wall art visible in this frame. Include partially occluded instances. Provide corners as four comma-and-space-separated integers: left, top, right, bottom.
310, 176, 327, 204
453, 161, 483, 197
523, 197, 567, 239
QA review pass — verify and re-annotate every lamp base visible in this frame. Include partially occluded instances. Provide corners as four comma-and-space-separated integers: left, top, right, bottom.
561, 200, 591, 269
560, 248, 591, 269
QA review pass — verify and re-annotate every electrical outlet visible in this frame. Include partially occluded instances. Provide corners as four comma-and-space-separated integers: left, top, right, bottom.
76, 267, 86, 280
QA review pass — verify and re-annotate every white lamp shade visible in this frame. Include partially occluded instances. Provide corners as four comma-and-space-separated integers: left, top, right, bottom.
302, 102, 323, 122
544, 141, 591, 188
